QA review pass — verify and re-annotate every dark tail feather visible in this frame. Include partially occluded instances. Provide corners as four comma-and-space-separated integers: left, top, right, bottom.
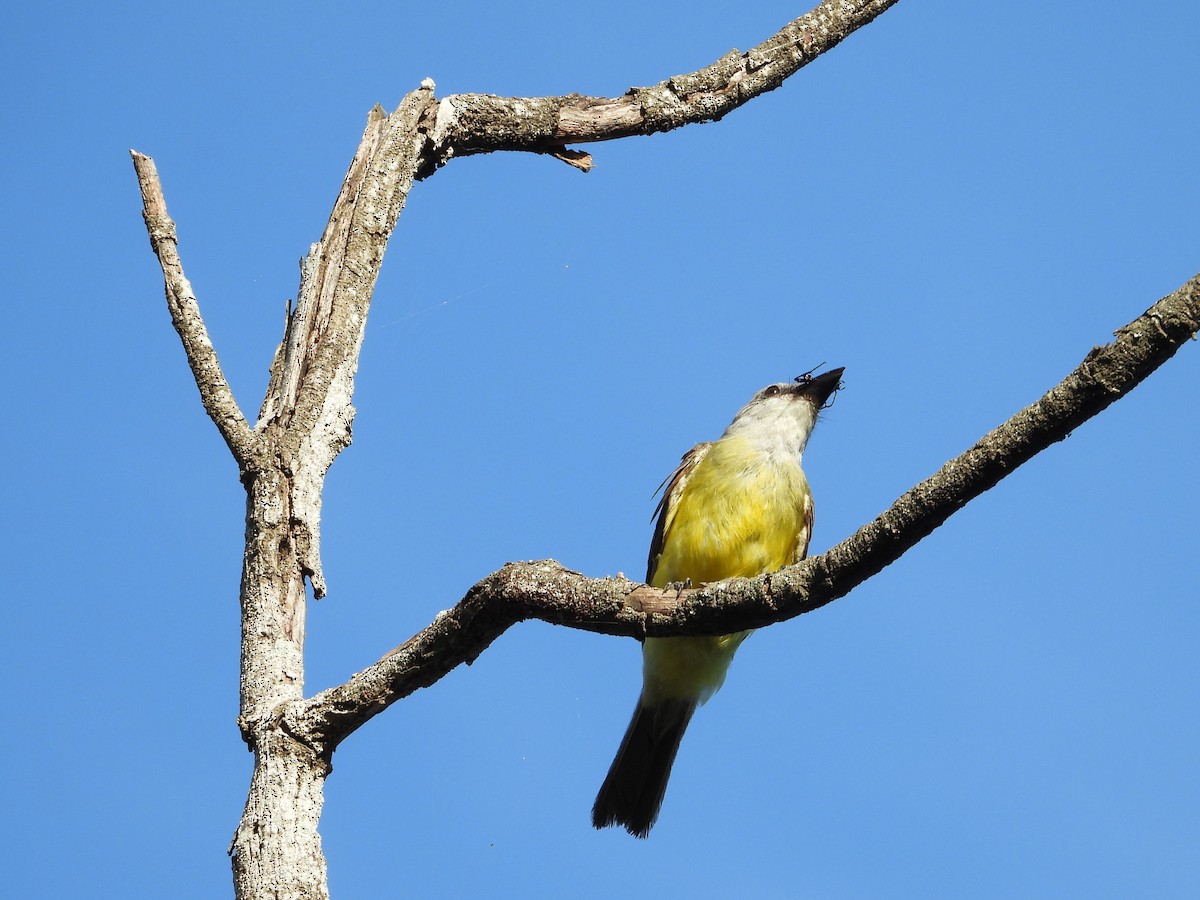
592, 696, 697, 838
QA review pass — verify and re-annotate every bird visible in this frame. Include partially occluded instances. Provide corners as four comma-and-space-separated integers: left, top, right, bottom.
591, 367, 844, 838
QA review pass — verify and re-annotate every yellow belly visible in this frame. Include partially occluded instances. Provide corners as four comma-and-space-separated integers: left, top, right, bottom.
643, 436, 810, 703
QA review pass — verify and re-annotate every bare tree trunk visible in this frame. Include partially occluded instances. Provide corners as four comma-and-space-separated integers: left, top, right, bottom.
232, 732, 330, 900
129, 1, 1200, 896
229, 468, 328, 898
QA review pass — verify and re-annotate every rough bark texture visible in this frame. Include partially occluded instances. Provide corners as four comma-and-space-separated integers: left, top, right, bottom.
129, 0, 1198, 896
231, 731, 331, 900
134, 84, 435, 899
231, 90, 433, 899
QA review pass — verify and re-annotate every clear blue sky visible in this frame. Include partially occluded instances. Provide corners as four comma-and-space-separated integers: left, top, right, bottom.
4, 2, 1198, 897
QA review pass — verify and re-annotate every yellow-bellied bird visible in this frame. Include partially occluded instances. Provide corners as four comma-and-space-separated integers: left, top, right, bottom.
592, 368, 844, 838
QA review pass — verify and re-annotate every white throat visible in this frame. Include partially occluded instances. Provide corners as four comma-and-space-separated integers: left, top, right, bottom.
721, 395, 818, 463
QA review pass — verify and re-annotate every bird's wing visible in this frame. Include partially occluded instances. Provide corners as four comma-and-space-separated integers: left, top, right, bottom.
646, 441, 713, 585
794, 487, 815, 563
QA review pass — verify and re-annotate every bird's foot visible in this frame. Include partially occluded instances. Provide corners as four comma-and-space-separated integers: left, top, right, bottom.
663, 578, 693, 601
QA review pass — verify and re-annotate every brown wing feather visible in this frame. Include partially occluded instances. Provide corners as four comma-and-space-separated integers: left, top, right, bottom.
646, 442, 712, 584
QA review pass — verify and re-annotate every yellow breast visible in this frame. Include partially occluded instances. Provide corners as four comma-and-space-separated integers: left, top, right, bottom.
650, 434, 811, 588
642, 434, 812, 703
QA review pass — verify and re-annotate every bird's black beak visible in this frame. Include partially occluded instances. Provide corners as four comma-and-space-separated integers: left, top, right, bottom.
795, 367, 844, 408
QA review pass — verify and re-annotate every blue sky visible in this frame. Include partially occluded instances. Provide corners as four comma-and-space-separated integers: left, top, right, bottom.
4, 1, 1198, 897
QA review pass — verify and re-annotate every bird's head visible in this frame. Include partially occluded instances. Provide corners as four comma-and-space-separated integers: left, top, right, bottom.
722, 367, 845, 456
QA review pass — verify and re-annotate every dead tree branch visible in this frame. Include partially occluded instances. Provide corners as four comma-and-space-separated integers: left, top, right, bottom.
284, 274, 1200, 753
131, 152, 259, 467
421, 0, 903, 173
258, 88, 434, 600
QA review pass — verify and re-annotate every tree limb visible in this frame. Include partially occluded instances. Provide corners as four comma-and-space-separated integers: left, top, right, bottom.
131, 152, 259, 467
285, 273, 1200, 753
421, 0, 903, 174
256, 85, 436, 598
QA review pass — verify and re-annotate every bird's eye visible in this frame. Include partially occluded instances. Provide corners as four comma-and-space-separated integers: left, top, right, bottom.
763, 384, 781, 397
